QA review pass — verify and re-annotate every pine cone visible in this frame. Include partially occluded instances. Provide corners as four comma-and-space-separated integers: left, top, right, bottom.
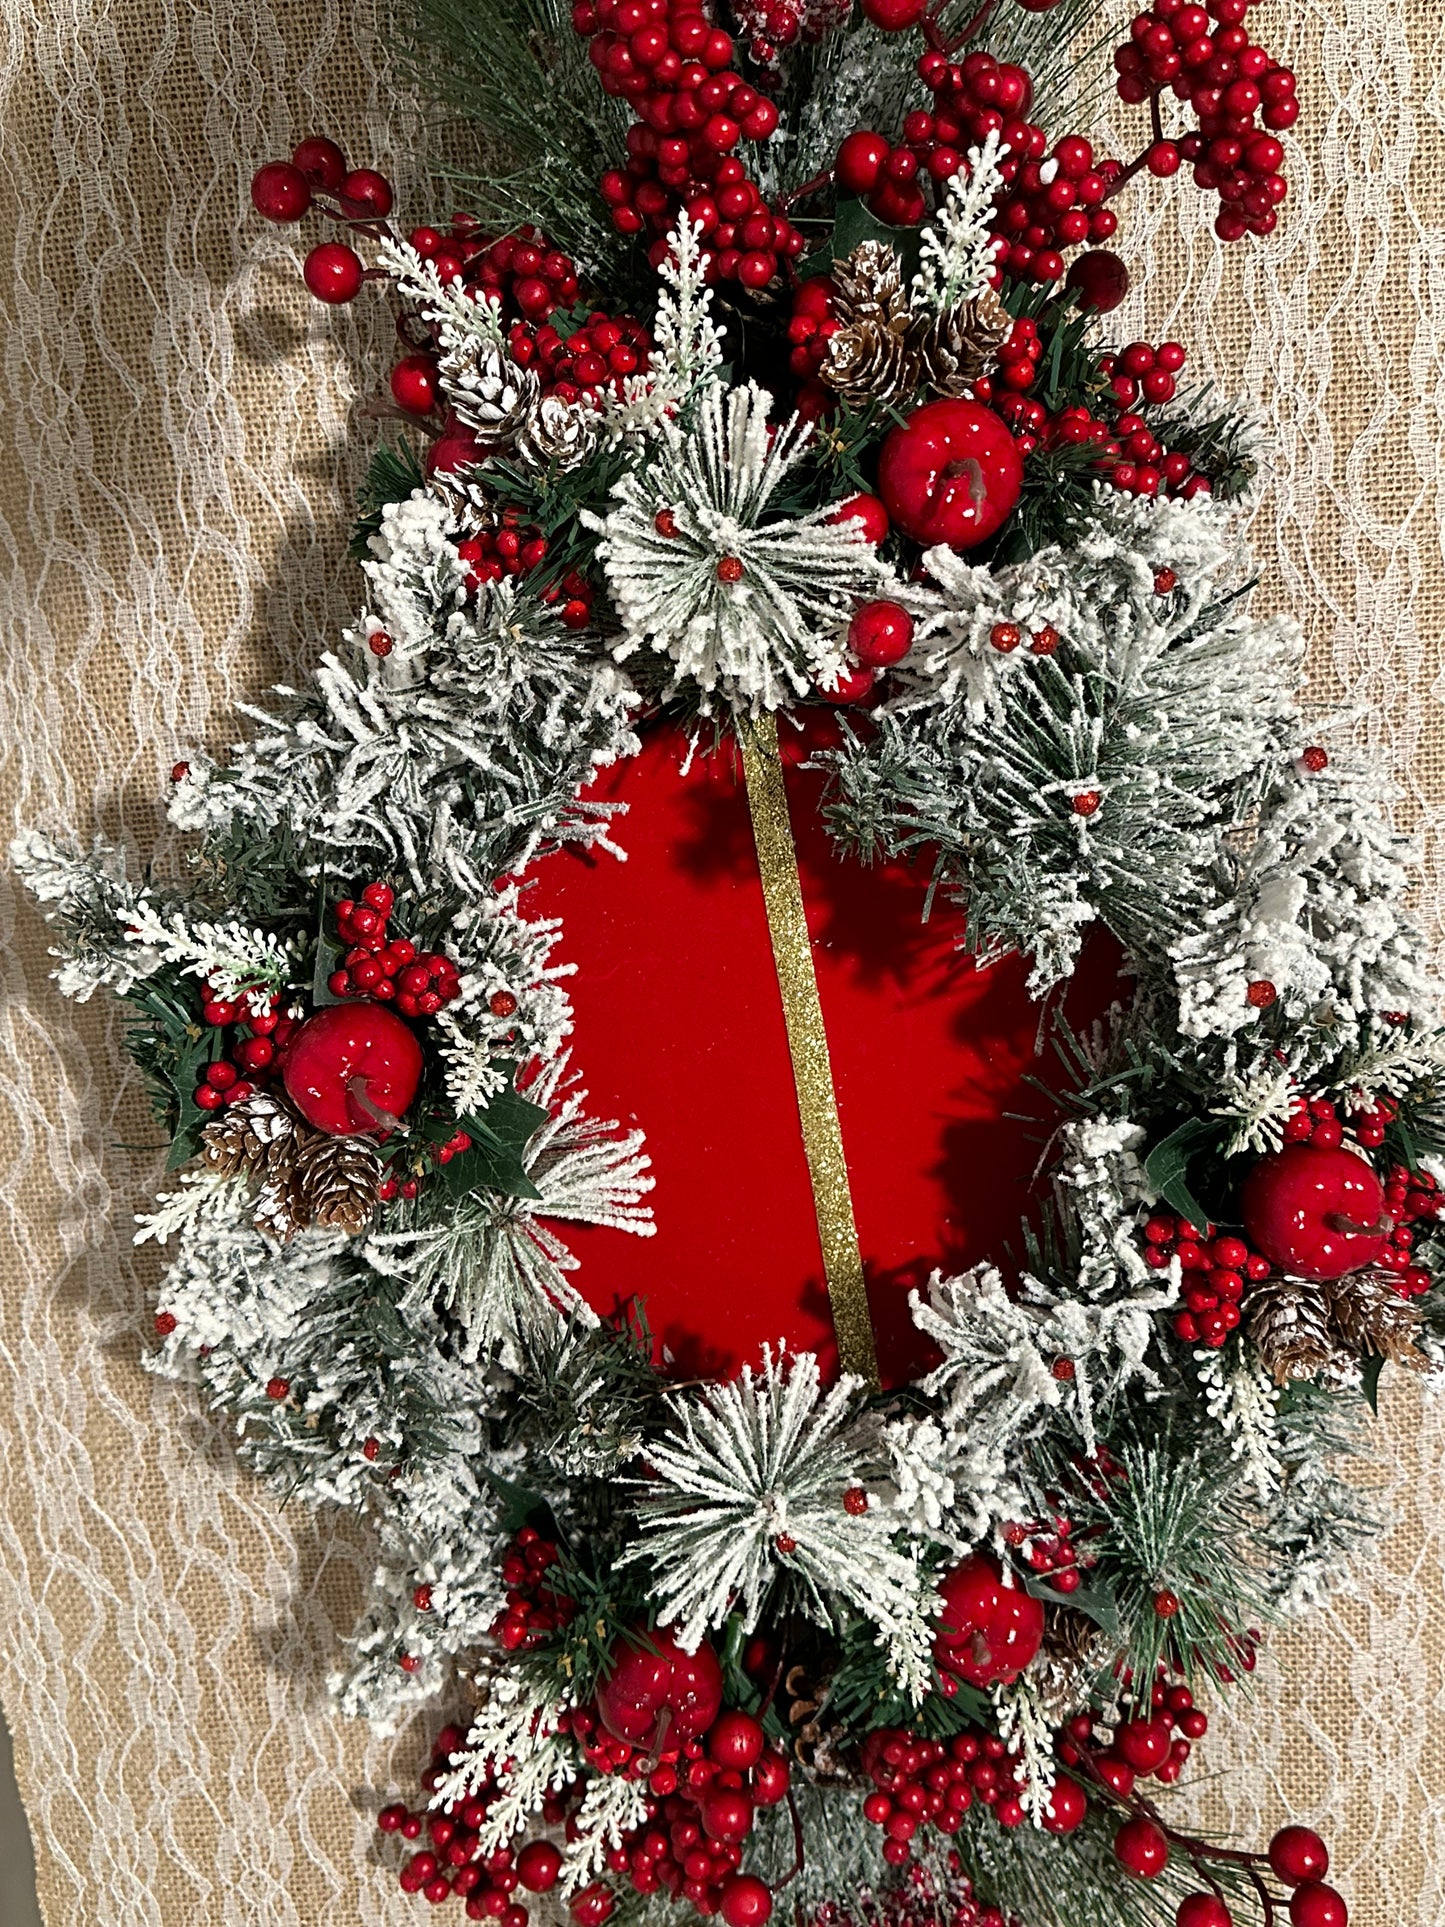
820, 241, 928, 409
1031, 1605, 1114, 1723
513, 394, 600, 473
202, 1090, 297, 1182
1245, 1276, 1334, 1384
440, 338, 541, 454
294, 1131, 384, 1237
1327, 1270, 1427, 1370
202, 1091, 380, 1242
779, 1663, 851, 1783
919, 284, 1011, 398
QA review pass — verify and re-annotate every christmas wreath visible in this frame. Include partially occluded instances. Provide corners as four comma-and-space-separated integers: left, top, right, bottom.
15, 2, 1441, 1925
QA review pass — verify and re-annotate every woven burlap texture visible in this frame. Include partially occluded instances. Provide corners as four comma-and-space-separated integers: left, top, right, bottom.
0, 0, 1441, 1920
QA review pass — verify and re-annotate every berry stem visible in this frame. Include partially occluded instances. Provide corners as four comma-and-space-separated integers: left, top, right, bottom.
942, 0, 1000, 56
779, 169, 834, 212
1104, 91, 1166, 203
356, 397, 443, 439
773, 1788, 806, 1891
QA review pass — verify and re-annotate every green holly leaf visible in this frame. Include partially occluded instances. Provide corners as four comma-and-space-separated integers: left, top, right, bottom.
1143, 1117, 1222, 1227
451, 1076, 549, 1202
1022, 1570, 1121, 1638
805, 195, 924, 284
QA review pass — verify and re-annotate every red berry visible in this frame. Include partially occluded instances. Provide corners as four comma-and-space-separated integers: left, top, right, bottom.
1288, 1887, 1348, 1927
707, 1709, 765, 1770
517, 1842, 563, 1892
1114, 1816, 1169, 1878
391, 355, 439, 415
1042, 1774, 1087, 1833
828, 492, 890, 545
1176, 1898, 1233, 1927
1247, 978, 1278, 1008
1071, 791, 1102, 816
1301, 745, 1329, 771
292, 136, 347, 190
251, 161, 311, 222
838, 132, 891, 196
822, 664, 876, 705
848, 599, 914, 667
1065, 248, 1130, 311
718, 1875, 772, 1927
860, 0, 926, 28
154, 1310, 178, 1336
266, 1377, 290, 1401
304, 242, 364, 303
1269, 1827, 1330, 1886
569, 1885, 615, 1927
342, 167, 393, 216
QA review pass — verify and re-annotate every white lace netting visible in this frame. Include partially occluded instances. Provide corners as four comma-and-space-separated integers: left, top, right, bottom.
0, 0, 1441, 1921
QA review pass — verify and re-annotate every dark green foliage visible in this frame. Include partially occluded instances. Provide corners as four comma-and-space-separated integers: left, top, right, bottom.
351, 441, 426, 558
393, 0, 638, 282
122, 970, 226, 1167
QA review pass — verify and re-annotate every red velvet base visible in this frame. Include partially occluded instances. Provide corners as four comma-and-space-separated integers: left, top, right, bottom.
526, 717, 1123, 1386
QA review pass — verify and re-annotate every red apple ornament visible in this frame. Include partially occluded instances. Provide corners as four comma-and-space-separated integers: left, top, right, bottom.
595, 1627, 723, 1749
877, 400, 1023, 550
933, 1551, 1044, 1686
1240, 1143, 1390, 1281
282, 1002, 423, 1136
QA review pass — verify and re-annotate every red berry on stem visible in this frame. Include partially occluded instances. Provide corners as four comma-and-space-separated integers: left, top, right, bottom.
292, 136, 347, 190
1114, 1816, 1169, 1878
251, 161, 311, 222
1064, 249, 1131, 311
1176, 1899, 1233, 1927
1042, 1774, 1088, 1833
837, 132, 890, 195
391, 355, 439, 415
1241, 1144, 1390, 1281
707, 1709, 765, 1770
860, 0, 926, 28
304, 241, 364, 303
822, 664, 876, 705
1269, 1827, 1330, 1885
877, 400, 1023, 550
516, 1842, 563, 1892
569, 1885, 615, 1927
281, 1002, 423, 1136
848, 600, 914, 667
1288, 1887, 1348, 1927
828, 492, 890, 545
342, 167, 393, 216
719, 1875, 772, 1927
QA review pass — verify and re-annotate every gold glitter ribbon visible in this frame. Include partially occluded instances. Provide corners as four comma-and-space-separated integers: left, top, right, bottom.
738, 713, 880, 1390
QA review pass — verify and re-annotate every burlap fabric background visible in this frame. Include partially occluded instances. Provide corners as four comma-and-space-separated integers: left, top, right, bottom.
0, 0, 1440, 1920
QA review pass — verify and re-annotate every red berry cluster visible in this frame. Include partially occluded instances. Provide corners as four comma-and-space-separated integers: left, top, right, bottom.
1378, 1160, 1439, 1297
491, 1527, 577, 1652
732, 0, 850, 69
859, 1726, 1089, 1864
193, 987, 294, 1112
555, 1708, 788, 1925
1113, 0, 1299, 243
251, 137, 395, 306
458, 525, 551, 590
906, 51, 1119, 277
327, 884, 462, 1017
1142, 1214, 1269, 1348
542, 568, 601, 632
508, 311, 655, 403
574, 0, 804, 292
378, 1725, 567, 1917
1061, 1678, 1206, 1801
785, 276, 842, 382
376, 1130, 473, 1205
430, 222, 581, 325
1000, 1512, 1090, 1593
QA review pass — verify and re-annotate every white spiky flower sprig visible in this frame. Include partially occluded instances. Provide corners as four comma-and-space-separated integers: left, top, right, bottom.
585, 380, 899, 711
913, 130, 1009, 312
627, 1349, 934, 1698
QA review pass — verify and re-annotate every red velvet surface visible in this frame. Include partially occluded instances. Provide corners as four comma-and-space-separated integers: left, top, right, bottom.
526, 718, 1123, 1385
